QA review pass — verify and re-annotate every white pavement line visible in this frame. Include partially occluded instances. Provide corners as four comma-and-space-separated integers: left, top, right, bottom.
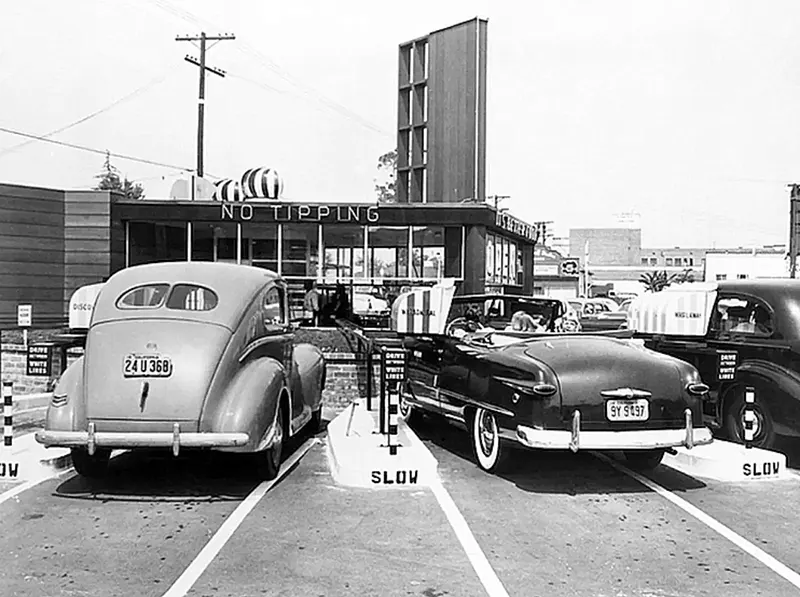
429, 480, 511, 597
0, 466, 73, 507
160, 438, 317, 597
597, 453, 800, 591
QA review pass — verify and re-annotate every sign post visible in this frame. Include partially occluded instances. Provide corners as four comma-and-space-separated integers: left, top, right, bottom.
17, 304, 32, 350
380, 346, 407, 455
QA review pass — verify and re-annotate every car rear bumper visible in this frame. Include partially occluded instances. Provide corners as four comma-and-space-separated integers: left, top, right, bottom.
36, 422, 250, 457
515, 408, 713, 452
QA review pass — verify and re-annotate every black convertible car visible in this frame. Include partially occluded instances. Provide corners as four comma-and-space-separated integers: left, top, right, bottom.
391, 285, 713, 473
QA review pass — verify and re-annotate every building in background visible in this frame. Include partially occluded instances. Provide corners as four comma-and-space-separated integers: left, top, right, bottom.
703, 247, 788, 281
0, 183, 122, 328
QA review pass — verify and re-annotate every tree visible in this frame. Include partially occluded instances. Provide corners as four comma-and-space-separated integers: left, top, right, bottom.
94, 151, 145, 200
639, 270, 677, 292
374, 149, 397, 203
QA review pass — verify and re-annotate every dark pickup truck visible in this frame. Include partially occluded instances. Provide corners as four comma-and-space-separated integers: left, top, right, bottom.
627, 279, 800, 450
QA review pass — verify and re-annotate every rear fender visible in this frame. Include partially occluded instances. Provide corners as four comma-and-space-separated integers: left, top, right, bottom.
735, 360, 800, 401
45, 356, 86, 432
200, 357, 286, 452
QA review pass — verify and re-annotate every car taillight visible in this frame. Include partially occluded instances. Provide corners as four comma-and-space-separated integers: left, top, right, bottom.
533, 383, 557, 397
686, 383, 709, 396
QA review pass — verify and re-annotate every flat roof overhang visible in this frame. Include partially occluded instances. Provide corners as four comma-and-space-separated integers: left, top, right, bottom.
113, 200, 539, 245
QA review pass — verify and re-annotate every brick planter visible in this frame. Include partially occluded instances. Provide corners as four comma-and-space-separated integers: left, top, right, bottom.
0, 344, 381, 411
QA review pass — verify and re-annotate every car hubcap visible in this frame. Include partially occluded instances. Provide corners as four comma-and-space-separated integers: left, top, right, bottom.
478, 412, 495, 456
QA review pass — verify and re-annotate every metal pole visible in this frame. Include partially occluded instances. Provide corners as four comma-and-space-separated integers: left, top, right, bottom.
387, 384, 399, 455
3, 380, 13, 448
379, 348, 386, 434
197, 32, 206, 178
744, 386, 756, 449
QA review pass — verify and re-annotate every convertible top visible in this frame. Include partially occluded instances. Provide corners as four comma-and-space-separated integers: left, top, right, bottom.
391, 279, 457, 335
627, 283, 718, 336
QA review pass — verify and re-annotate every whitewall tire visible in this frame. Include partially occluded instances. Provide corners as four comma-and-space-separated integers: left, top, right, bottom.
471, 407, 509, 474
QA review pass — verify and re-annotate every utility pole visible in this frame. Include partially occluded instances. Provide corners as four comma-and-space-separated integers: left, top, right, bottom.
789, 184, 800, 278
176, 31, 235, 180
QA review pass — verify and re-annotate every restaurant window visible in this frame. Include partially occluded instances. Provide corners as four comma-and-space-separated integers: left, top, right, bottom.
368, 226, 409, 279
508, 242, 518, 285
323, 225, 365, 281
243, 223, 278, 273
640, 257, 649, 265
412, 225, 444, 279
281, 223, 319, 278
128, 222, 187, 266
191, 223, 248, 263
486, 234, 496, 284
666, 257, 674, 266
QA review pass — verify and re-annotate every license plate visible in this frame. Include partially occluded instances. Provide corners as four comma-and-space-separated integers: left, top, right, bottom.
123, 354, 173, 378
606, 399, 649, 421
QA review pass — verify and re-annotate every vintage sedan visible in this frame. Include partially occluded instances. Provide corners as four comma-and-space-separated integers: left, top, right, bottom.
392, 281, 713, 473
36, 262, 326, 480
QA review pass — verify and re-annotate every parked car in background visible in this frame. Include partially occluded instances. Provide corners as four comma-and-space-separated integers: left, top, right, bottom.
392, 281, 713, 474
36, 262, 327, 480
568, 298, 629, 331
628, 280, 800, 450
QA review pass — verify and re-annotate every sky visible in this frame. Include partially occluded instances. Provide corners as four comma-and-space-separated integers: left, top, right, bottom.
2, 0, 800, 249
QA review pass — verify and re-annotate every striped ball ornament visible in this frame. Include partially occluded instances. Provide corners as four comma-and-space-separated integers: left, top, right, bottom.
213, 179, 244, 202
240, 167, 283, 200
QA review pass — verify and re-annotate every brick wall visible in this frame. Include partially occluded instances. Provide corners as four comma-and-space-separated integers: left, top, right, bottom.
1, 343, 82, 395
1, 344, 380, 410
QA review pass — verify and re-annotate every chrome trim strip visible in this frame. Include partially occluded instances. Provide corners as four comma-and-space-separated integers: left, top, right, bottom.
600, 388, 652, 399
438, 388, 515, 418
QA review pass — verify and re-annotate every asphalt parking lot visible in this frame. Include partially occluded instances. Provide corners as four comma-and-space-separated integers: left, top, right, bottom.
4, 411, 800, 597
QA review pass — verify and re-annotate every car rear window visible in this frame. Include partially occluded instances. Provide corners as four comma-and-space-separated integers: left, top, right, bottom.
116, 284, 170, 309
166, 284, 218, 311
116, 283, 218, 311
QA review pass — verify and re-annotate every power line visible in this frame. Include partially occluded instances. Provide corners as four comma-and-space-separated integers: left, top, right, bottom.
143, 0, 393, 139
0, 69, 177, 160
0, 126, 194, 172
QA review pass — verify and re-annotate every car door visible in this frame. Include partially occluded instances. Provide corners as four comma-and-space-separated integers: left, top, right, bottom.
437, 335, 486, 422
707, 293, 799, 430
402, 334, 443, 414
249, 282, 301, 422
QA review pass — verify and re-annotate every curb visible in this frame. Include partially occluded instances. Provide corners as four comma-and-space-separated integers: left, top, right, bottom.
12, 392, 53, 413
325, 399, 439, 489
663, 439, 789, 482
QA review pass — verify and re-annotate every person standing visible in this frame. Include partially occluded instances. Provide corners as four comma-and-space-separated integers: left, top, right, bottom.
303, 280, 321, 327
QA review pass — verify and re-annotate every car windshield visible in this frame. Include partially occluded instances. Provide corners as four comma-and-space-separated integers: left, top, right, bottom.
449, 297, 560, 329
117, 283, 219, 312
